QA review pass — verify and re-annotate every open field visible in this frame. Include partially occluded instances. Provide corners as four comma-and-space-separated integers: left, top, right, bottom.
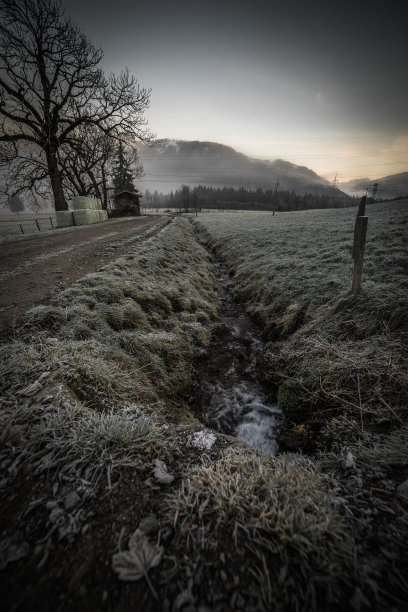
0, 206, 407, 611
196, 200, 408, 441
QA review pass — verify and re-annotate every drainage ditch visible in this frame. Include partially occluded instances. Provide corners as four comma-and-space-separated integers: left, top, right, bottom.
191, 240, 282, 456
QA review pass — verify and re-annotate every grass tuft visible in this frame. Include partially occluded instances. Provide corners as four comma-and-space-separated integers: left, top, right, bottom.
167, 446, 357, 610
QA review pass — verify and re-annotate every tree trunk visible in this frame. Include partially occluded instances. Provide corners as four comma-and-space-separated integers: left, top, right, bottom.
88, 169, 102, 201
46, 148, 68, 211
101, 166, 108, 210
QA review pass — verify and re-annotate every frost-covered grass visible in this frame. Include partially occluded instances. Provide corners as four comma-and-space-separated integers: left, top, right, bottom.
196, 201, 408, 433
167, 446, 357, 610
0, 218, 217, 486
2, 218, 217, 415
191, 203, 408, 609
2, 402, 160, 487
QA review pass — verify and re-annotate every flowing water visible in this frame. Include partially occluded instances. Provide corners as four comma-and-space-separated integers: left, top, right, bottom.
191, 254, 282, 456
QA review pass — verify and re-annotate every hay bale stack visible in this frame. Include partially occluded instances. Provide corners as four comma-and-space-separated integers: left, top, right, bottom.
56, 211, 74, 227
70, 196, 107, 225
71, 196, 93, 210
73, 209, 99, 226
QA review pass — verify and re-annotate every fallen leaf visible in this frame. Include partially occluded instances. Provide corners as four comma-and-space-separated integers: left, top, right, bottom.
153, 459, 174, 484
0, 534, 29, 570
2, 424, 26, 445
344, 452, 356, 469
18, 380, 43, 397
112, 529, 163, 584
38, 372, 51, 383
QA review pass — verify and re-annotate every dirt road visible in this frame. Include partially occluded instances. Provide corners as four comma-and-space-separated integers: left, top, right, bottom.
0, 215, 164, 339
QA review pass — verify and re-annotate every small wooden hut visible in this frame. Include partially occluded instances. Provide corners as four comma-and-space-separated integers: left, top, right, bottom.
111, 190, 142, 216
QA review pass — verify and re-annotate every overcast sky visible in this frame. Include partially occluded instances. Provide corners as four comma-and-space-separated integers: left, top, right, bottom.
65, 0, 407, 183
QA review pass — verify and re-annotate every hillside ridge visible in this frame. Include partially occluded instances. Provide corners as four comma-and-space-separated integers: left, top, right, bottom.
139, 139, 347, 198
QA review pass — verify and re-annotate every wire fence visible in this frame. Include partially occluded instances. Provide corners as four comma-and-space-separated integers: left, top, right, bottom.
0, 213, 57, 241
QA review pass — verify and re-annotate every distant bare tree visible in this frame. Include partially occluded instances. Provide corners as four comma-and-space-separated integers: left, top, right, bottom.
8, 194, 25, 213
56, 126, 115, 208
58, 129, 144, 209
0, 0, 152, 211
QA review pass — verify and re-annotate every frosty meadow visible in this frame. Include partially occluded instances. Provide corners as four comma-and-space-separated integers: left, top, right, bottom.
1, 201, 407, 611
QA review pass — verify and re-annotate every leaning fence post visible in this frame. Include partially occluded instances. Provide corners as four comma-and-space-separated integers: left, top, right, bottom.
351, 196, 368, 294
35, 219, 40, 231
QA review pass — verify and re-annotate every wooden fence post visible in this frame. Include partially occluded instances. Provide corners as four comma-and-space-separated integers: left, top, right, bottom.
351, 196, 368, 294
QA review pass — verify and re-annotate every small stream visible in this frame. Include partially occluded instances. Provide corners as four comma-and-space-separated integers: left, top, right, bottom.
191, 252, 282, 456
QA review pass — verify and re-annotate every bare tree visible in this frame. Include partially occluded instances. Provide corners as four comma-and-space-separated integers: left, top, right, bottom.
0, 0, 152, 211
0, 140, 50, 209
56, 126, 115, 208
57, 129, 144, 209
8, 194, 25, 213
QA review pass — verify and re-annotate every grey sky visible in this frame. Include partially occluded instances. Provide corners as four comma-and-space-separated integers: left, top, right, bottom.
65, 0, 407, 181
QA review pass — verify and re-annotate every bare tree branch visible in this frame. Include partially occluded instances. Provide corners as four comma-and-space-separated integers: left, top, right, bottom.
0, 0, 152, 211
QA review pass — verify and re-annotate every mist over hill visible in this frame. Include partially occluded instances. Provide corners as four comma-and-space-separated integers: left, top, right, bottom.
138, 139, 349, 199
340, 172, 408, 199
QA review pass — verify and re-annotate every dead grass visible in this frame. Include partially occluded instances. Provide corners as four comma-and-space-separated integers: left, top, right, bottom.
166, 446, 358, 611
1, 218, 217, 417
5, 401, 160, 487
196, 202, 408, 430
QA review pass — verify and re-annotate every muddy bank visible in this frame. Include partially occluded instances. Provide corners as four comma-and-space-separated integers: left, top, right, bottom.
190, 248, 282, 456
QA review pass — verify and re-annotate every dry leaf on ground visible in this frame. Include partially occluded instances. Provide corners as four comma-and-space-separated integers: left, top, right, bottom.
153, 458, 174, 484
112, 528, 163, 597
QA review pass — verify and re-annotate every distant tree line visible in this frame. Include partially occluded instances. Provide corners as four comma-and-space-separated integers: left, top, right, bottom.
155, 185, 354, 213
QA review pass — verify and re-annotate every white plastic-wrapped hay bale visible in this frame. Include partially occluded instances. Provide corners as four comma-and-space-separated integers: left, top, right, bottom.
100, 210, 108, 221
56, 211, 74, 227
71, 196, 92, 210
73, 209, 97, 226
95, 199, 102, 210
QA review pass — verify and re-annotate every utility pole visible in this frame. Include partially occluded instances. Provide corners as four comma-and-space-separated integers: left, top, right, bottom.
372, 183, 379, 201
273, 179, 280, 215
332, 173, 338, 189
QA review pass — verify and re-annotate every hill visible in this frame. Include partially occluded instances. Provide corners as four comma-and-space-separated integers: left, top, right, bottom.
139, 139, 349, 199
340, 171, 408, 199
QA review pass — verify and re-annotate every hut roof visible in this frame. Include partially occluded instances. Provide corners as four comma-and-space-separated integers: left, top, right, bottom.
111, 190, 142, 198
